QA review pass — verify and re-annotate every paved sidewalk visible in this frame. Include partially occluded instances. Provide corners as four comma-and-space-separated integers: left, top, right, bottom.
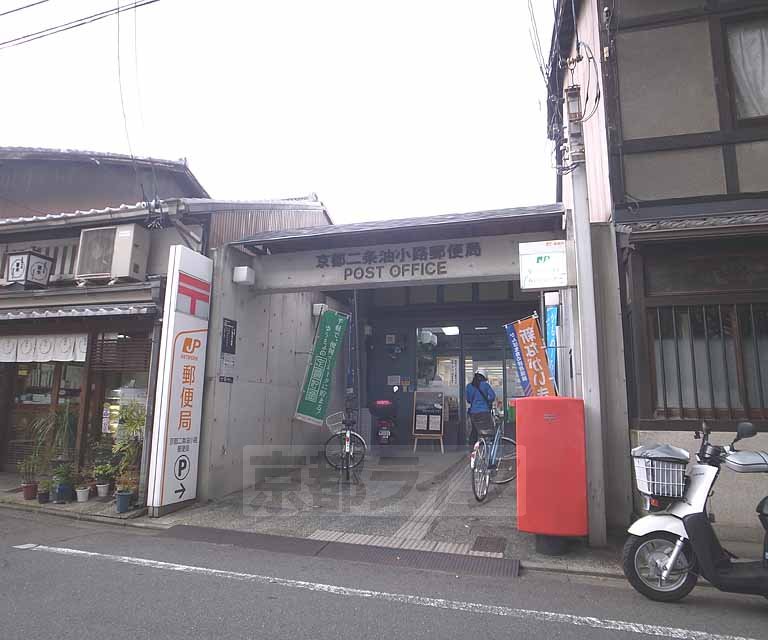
151, 446, 625, 575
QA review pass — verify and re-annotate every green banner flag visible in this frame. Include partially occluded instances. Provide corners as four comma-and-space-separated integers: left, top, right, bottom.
295, 308, 350, 425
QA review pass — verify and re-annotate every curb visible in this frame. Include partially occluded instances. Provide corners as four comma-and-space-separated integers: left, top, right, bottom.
0, 498, 170, 530
521, 560, 624, 579
1, 499, 627, 578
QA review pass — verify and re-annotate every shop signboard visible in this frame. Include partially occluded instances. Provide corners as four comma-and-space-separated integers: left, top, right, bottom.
147, 246, 212, 514
413, 391, 444, 435
545, 304, 558, 381
519, 240, 568, 290
295, 308, 349, 425
249, 233, 555, 292
504, 314, 557, 398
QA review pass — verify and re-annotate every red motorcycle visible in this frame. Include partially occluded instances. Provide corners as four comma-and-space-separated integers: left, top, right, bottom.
369, 398, 397, 445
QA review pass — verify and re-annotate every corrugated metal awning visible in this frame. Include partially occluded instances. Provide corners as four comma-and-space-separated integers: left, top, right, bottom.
0, 303, 158, 321
231, 204, 565, 253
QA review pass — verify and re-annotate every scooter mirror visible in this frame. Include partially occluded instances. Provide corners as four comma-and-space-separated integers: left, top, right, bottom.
736, 421, 757, 441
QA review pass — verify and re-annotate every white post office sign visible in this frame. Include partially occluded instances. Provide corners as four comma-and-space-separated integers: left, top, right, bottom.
251, 233, 556, 293
519, 240, 569, 290
147, 245, 213, 515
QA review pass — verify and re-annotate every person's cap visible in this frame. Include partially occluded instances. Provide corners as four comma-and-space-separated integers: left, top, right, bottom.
475, 369, 487, 378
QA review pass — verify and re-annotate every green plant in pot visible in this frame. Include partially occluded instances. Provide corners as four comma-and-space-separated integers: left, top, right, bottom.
112, 402, 145, 513
51, 462, 74, 504
74, 472, 90, 503
31, 407, 76, 461
17, 455, 38, 500
93, 463, 115, 498
115, 472, 135, 514
37, 479, 51, 504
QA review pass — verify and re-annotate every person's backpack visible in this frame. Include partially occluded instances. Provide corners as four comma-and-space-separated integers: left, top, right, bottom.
468, 383, 491, 414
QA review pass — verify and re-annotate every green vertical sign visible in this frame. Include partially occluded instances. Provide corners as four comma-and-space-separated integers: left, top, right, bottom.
295, 309, 350, 425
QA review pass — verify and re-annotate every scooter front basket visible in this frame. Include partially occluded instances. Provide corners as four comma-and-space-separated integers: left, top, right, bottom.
631, 444, 689, 498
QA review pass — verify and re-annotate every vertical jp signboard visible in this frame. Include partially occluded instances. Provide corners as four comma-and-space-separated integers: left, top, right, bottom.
295, 308, 349, 425
147, 245, 213, 515
504, 314, 557, 398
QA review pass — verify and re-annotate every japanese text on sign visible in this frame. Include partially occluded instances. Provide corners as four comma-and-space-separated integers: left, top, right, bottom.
295, 309, 350, 425
315, 242, 482, 282
504, 315, 557, 397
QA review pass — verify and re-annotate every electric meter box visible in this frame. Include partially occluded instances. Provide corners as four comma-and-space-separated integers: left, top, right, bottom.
516, 396, 588, 537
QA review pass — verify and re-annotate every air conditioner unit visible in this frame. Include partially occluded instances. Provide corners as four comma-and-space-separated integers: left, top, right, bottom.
75, 224, 150, 281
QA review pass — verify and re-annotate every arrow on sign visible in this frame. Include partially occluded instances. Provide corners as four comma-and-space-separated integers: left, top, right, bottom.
174, 483, 186, 499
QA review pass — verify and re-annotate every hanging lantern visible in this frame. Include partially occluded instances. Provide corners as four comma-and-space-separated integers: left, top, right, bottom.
5, 251, 55, 289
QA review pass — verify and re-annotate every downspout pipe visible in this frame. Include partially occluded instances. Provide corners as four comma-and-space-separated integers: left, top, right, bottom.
138, 280, 164, 507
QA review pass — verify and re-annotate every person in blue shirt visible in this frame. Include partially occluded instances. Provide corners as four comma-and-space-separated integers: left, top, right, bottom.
466, 369, 496, 444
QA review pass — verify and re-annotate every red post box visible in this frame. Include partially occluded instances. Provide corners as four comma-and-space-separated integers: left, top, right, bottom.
516, 396, 587, 543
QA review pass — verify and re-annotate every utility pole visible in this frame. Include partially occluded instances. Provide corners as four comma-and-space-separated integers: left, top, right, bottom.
565, 85, 607, 547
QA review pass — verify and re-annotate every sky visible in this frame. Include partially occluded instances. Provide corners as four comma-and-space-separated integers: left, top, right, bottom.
0, 1, 555, 224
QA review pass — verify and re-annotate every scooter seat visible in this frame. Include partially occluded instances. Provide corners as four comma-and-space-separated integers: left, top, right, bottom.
725, 450, 768, 474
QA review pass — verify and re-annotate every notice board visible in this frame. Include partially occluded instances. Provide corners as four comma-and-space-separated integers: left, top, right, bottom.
412, 391, 444, 436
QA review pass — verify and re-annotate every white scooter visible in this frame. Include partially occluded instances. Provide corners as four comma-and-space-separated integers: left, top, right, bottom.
624, 421, 768, 602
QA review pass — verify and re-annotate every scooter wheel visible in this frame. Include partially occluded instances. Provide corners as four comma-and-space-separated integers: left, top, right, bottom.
623, 532, 698, 603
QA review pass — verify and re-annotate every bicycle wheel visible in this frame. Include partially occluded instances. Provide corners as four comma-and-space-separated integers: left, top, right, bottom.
492, 437, 517, 485
324, 431, 367, 470
472, 439, 490, 502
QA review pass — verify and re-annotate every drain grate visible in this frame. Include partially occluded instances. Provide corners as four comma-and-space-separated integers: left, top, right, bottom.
161, 525, 519, 578
320, 542, 520, 578
472, 536, 507, 554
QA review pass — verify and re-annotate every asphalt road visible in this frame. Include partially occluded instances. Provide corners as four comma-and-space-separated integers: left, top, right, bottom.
0, 509, 765, 640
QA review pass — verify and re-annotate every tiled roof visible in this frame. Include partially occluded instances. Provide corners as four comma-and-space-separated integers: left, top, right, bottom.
0, 202, 150, 227
624, 212, 768, 233
0, 146, 190, 169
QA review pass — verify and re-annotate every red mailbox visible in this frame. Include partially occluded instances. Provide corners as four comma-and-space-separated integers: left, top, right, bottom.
516, 396, 587, 537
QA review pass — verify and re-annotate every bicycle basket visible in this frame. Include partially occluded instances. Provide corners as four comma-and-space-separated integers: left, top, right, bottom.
631, 444, 689, 498
325, 411, 345, 433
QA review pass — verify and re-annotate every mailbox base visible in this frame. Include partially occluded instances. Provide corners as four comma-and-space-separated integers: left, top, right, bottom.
535, 534, 570, 556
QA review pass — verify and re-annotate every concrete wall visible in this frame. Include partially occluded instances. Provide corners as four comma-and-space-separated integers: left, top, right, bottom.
592, 223, 632, 530
632, 430, 768, 541
198, 245, 345, 500
146, 226, 202, 276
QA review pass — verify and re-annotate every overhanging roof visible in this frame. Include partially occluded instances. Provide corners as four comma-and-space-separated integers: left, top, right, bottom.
0, 303, 158, 321
232, 204, 564, 253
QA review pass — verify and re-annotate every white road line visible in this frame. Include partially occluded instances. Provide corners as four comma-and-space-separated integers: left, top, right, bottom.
13, 543, 756, 640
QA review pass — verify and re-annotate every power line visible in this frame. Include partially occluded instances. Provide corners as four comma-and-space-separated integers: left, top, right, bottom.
0, 0, 160, 51
0, 0, 50, 19
116, 0, 141, 200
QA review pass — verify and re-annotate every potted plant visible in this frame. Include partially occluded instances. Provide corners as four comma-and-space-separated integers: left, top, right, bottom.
37, 479, 51, 504
74, 472, 90, 503
115, 473, 134, 513
17, 455, 38, 500
93, 464, 114, 497
51, 462, 74, 504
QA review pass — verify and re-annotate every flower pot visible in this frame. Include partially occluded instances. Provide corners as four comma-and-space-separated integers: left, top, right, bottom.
54, 483, 72, 503
96, 483, 110, 498
115, 490, 132, 513
21, 482, 38, 500
37, 491, 50, 504
75, 488, 90, 503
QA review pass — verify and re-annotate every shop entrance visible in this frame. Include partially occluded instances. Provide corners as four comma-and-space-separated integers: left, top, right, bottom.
328, 281, 541, 449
